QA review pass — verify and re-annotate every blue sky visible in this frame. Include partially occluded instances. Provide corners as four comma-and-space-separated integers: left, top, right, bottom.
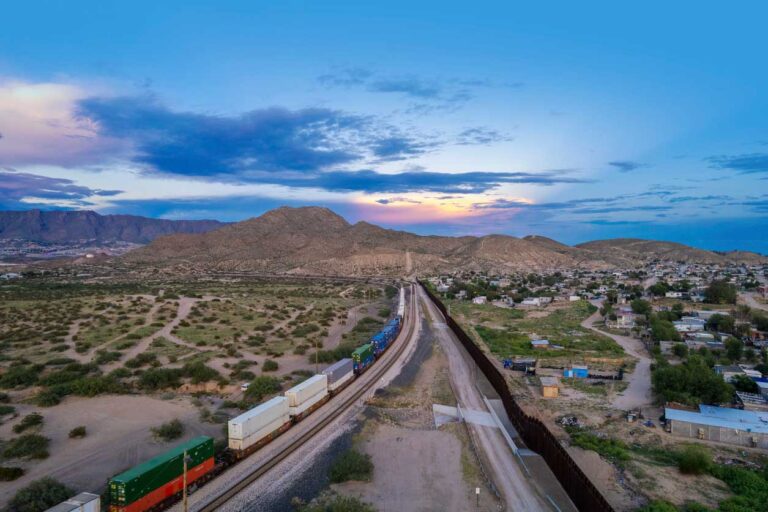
1, 1, 768, 252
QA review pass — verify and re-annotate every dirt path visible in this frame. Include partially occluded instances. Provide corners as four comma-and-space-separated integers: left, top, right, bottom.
581, 305, 652, 410
418, 286, 547, 511
740, 292, 768, 312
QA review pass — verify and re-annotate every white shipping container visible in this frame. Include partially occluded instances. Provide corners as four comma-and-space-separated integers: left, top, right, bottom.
288, 388, 329, 417
229, 396, 289, 440
285, 374, 328, 407
45, 493, 100, 512
229, 415, 289, 451
397, 287, 406, 317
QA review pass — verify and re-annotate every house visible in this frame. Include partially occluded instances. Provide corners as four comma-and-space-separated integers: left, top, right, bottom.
563, 365, 589, 378
472, 296, 487, 305
531, 339, 550, 349
757, 381, 768, 399
0, 272, 20, 280
674, 317, 706, 332
665, 291, 684, 299
521, 296, 552, 307
714, 364, 746, 382
436, 283, 450, 293
540, 377, 559, 398
456, 290, 467, 300
695, 310, 729, 321
569, 295, 581, 302
665, 405, 768, 449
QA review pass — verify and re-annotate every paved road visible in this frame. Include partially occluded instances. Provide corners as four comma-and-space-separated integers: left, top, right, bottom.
417, 286, 548, 511
582, 305, 652, 410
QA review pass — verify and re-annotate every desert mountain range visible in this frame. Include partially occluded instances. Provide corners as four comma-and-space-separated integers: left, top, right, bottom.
117, 206, 766, 276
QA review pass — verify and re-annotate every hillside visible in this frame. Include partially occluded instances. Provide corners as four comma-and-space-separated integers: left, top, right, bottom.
0, 210, 226, 244
576, 238, 766, 265
125, 206, 621, 275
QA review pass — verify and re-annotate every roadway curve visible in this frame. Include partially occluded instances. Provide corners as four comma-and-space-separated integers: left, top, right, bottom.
417, 285, 548, 511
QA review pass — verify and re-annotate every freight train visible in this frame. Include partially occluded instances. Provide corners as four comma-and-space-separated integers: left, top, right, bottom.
54, 287, 406, 512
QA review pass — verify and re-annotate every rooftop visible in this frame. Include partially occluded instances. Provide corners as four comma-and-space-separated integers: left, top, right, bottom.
665, 405, 768, 434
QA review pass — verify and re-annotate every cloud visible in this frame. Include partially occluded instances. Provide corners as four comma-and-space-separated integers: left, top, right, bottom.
473, 196, 672, 215
375, 197, 423, 205
608, 160, 646, 172
317, 67, 373, 87
370, 136, 435, 162
668, 195, 731, 203
0, 169, 122, 209
456, 127, 513, 146
706, 153, 768, 173
265, 169, 589, 194
368, 77, 442, 99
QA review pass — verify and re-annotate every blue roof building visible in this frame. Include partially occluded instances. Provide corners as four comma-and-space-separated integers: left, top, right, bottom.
665, 405, 768, 449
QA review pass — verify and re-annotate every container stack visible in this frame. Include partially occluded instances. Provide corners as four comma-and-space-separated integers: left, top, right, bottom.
285, 374, 329, 418
228, 396, 290, 452
322, 358, 354, 393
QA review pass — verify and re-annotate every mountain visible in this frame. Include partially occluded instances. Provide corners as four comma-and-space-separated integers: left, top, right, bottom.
0, 210, 226, 244
124, 206, 615, 275
576, 238, 765, 265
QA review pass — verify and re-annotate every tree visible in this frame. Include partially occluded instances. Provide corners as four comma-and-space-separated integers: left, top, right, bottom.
652, 355, 733, 405
650, 318, 681, 341
706, 314, 735, 334
704, 280, 737, 304
731, 374, 758, 393
631, 299, 652, 316
7, 477, 72, 512
648, 282, 670, 297
672, 343, 689, 358
725, 337, 744, 362
245, 376, 282, 401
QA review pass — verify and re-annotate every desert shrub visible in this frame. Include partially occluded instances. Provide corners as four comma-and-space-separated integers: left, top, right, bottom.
0, 365, 39, 388
677, 445, 711, 474
138, 368, 183, 390
329, 449, 373, 483
12, 413, 43, 434
262, 359, 279, 372
151, 419, 184, 442
637, 501, 678, 512
182, 361, 220, 384
7, 477, 72, 512
3, 434, 50, 459
34, 389, 62, 407
295, 491, 375, 512
567, 428, 630, 464
125, 352, 158, 369
0, 466, 24, 481
0, 404, 16, 416
244, 376, 282, 401
0, 392, 9, 402
69, 426, 87, 438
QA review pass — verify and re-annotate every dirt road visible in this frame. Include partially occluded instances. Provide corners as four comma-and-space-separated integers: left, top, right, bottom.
417, 286, 547, 511
741, 292, 768, 312
581, 306, 652, 410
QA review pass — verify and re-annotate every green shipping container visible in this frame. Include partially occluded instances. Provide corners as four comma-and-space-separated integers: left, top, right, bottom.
352, 343, 374, 362
109, 436, 214, 506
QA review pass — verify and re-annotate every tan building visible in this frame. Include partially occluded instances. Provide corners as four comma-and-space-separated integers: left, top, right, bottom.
540, 377, 559, 398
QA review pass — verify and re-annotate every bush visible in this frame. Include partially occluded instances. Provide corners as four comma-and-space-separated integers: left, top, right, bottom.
0, 466, 24, 481
262, 359, 279, 372
0, 365, 39, 389
295, 491, 376, 512
69, 426, 87, 438
329, 449, 374, 483
567, 428, 630, 464
0, 404, 16, 416
138, 368, 183, 390
652, 355, 733, 406
151, 419, 184, 442
637, 501, 678, 512
34, 389, 63, 407
677, 445, 711, 475
244, 376, 282, 401
3, 434, 50, 459
7, 477, 72, 512
13, 413, 43, 434
182, 361, 220, 384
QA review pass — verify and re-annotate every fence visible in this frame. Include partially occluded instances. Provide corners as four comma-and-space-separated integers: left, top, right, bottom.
420, 282, 615, 512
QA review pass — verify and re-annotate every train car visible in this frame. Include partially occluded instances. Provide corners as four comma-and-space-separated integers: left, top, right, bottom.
397, 287, 406, 318
46, 492, 100, 512
322, 358, 354, 395
352, 343, 375, 374
228, 396, 291, 458
285, 374, 329, 422
108, 436, 214, 512
371, 331, 390, 356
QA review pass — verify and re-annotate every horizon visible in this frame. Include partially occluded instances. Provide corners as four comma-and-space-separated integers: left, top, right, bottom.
4, 205, 766, 255
2, 2, 768, 252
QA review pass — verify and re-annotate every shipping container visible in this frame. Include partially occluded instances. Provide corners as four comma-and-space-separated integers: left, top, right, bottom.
352, 343, 375, 374
229, 397, 289, 441
397, 287, 406, 317
285, 374, 327, 407
288, 390, 330, 420
323, 358, 354, 393
229, 415, 291, 452
109, 436, 214, 512
46, 493, 100, 512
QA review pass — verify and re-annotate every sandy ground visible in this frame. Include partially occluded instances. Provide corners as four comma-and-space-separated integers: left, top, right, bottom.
0, 394, 222, 504
582, 305, 652, 410
741, 291, 768, 312
338, 425, 474, 512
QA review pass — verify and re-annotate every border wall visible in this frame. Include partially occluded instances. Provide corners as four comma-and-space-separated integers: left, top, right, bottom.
420, 281, 615, 512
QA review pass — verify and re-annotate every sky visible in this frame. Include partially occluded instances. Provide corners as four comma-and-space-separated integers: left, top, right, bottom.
1, 1, 768, 252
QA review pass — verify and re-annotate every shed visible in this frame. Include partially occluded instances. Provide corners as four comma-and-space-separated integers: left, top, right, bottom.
563, 365, 589, 378
540, 377, 559, 398
531, 339, 550, 349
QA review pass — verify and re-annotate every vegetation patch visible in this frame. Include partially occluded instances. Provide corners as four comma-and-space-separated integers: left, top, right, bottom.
329, 448, 374, 483
151, 419, 184, 442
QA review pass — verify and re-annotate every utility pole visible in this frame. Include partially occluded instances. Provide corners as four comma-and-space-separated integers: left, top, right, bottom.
182, 450, 189, 512
315, 338, 319, 374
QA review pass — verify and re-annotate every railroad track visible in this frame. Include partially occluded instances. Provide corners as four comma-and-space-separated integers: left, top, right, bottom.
196, 282, 419, 511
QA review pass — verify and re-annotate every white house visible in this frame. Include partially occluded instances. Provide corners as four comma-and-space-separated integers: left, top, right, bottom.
665, 291, 684, 299
472, 296, 487, 305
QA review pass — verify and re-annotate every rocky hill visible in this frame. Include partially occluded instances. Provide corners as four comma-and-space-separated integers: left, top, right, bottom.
123, 206, 612, 275
575, 238, 765, 265
0, 210, 225, 244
